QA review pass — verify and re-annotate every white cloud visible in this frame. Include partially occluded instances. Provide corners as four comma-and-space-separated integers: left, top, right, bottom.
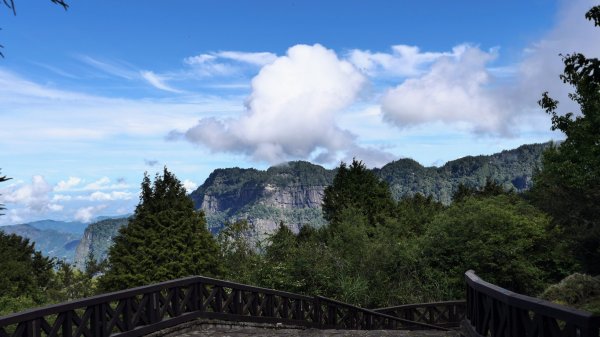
348, 45, 450, 77
182, 179, 198, 193
517, 0, 600, 115
52, 194, 72, 202
215, 51, 277, 66
80, 177, 129, 191
378, 0, 600, 136
140, 70, 183, 93
48, 204, 64, 212
183, 50, 278, 77
77, 55, 137, 80
84, 191, 133, 201
1, 175, 61, 212
74, 205, 107, 223
184, 54, 217, 65
83, 177, 111, 190
380, 45, 514, 135
179, 44, 366, 163
55, 177, 82, 191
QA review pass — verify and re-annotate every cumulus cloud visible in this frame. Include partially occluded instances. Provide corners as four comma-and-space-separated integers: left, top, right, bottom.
348, 45, 450, 77
1, 175, 61, 212
178, 44, 366, 163
380, 45, 515, 134
182, 179, 198, 193
517, 0, 600, 114
55, 177, 82, 191
378, 0, 599, 135
74, 205, 107, 223
140, 71, 182, 93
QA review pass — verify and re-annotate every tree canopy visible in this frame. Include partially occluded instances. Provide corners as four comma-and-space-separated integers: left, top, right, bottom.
322, 159, 395, 229
98, 168, 222, 291
530, 5, 600, 274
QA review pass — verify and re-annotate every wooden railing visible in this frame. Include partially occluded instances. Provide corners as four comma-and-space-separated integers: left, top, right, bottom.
0, 275, 447, 337
374, 300, 465, 329
464, 270, 600, 337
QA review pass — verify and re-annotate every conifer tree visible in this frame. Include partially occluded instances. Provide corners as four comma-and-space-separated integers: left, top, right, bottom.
99, 168, 222, 291
322, 159, 395, 228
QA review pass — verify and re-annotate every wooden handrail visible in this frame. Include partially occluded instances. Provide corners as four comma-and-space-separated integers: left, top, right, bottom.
0, 275, 449, 337
464, 270, 600, 337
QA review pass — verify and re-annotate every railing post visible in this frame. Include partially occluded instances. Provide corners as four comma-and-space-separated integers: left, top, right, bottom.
172, 287, 181, 317
234, 289, 243, 315
313, 297, 322, 329
62, 311, 72, 337
327, 304, 336, 327
91, 304, 106, 337
281, 297, 289, 319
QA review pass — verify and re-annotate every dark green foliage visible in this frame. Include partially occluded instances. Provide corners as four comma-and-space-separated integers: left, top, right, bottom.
217, 219, 259, 284
98, 168, 222, 292
378, 143, 549, 204
192, 144, 548, 234
323, 159, 395, 229
422, 195, 576, 298
0, 232, 54, 311
452, 179, 509, 203
529, 5, 600, 274
0, 169, 11, 215
541, 273, 600, 313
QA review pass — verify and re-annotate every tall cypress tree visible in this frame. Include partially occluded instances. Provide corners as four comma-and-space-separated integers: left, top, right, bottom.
99, 168, 222, 292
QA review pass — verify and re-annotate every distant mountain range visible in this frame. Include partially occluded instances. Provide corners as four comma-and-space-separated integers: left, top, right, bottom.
0, 223, 80, 263
0, 216, 129, 265
191, 142, 551, 241
1, 142, 552, 267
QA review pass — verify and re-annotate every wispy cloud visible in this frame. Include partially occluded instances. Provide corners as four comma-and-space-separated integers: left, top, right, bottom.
77, 55, 138, 80
140, 70, 183, 93
183, 50, 277, 77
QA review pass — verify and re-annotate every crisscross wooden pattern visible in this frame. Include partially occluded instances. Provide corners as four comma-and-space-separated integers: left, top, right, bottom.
465, 270, 600, 337
0, 275, 447, 337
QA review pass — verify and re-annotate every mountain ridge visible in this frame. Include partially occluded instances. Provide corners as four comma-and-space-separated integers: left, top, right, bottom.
191, 142, 552, 240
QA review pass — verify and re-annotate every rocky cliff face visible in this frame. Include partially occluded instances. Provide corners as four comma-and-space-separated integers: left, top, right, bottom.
73, 217, 128, 270
191, 143, 551, 239
190, 161, 334, 240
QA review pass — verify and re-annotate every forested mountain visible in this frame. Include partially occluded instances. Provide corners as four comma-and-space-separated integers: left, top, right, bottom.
378, 142, 551, 203
26, 219, 87, 235
73, 217, 129, 269
190, 161, 335, 241
191, 142, 551, 239
0, 224, 79, 263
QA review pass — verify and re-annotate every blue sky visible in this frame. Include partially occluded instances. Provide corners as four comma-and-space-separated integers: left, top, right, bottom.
0, 0, 598, 225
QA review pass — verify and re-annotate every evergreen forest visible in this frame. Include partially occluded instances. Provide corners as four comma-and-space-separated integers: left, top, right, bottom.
1, 4, 599, 319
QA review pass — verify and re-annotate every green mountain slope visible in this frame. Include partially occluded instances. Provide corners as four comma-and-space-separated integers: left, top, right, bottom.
0, 224, 79, 263
190, 143, 550, 238
73, 217, 129, 269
